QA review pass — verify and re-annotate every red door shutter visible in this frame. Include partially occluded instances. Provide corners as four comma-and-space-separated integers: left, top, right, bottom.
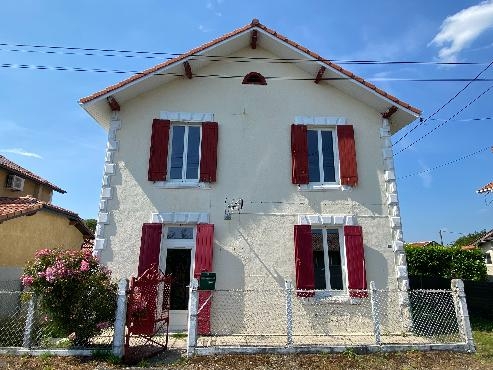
137, 223, 163, 276
337, 125, 358, 186
148, 119, 171, 181
199, 122, 218, 183
294, 225, 315, 297
194, 223, 214, 335
291, 124, 309, 184
344, 225, 367, 298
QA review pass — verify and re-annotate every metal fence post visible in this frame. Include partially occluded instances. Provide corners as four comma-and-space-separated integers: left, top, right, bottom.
112, 278, 129, 358
187, 278, 199, 357
369, 281, 381, 345
22, 294, 35, 348
451, 279, 475, 352
284, 280, 293, 346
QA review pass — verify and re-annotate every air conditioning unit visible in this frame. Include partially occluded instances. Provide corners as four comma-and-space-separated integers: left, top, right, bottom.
6, 174, 25, 191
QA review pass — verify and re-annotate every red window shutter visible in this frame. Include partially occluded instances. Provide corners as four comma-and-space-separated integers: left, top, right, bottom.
294, 224, 315, 297
337, 125, 358, 186
291, 124, 309, 184
199, 122, 218, 183
194, 223, 214, 335
344, 225, 367, 298
148, 119, 171, 181
137, 223, 163, 276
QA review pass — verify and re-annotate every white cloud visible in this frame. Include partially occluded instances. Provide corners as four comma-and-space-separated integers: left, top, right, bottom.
0, 148, 43, 159
206, 0, 213, 9
430, 0, 493, 61
417, 160, 432, 188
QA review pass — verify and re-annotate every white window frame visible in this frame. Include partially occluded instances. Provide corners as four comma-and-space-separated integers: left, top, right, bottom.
311, 226, 348, 297
306, 127, 340, 186
167, 123, 202, 183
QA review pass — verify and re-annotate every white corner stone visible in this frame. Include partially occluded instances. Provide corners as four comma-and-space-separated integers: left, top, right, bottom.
98, 212, 109, 224
382, 148, 393, 159
396, 265, 408, 279
101, 187, 112, 199
345, 216, 355, 225
392, 240, 404, 252
99, 199, 107, 212
387, 193, 398, 205
110, 120, 122, 130
390, 217, 401, 228
380, 128, 390, 138
105, 151, 113, 163
384, 158, 395, 170
94, 238, 106, 250
107, 139, 119, 151
104, 163, 115, 175
384, 170, 396, 181
95, 223, 105, 238
320, 215, 333, 225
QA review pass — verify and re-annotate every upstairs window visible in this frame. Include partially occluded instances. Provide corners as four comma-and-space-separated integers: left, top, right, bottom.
148, 119, 218, 183
169, 125, 201, 181
307, 129, 337, 184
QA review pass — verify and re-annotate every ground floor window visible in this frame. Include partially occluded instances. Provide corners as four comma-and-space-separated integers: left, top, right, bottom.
311, 228, 345, 290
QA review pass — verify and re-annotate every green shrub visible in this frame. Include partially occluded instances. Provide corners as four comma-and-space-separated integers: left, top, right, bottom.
405, 245, 487, 281
21, 249, 117, 346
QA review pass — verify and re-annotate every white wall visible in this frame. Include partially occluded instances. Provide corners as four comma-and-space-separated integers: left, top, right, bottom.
99, 46, 396, 291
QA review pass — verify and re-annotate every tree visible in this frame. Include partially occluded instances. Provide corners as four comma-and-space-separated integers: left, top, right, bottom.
84, 218, 97, 233
451, 230, 487, 248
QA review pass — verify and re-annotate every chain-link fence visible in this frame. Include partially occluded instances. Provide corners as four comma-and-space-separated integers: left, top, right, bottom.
0, 282, 115, 352
188, 280, 473, 354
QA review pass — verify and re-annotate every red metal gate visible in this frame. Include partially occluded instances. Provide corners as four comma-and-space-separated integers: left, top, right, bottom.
125, 264, 173, 362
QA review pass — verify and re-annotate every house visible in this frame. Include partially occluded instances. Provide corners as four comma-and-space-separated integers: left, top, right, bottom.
406, 241, 441, 248
79, 19, 421, 333
474, 230, 493, 281
477, 181, 493, 195
0, 155, 93, 286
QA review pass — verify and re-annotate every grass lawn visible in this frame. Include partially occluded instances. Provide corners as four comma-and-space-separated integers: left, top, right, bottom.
0, 321, 492, 369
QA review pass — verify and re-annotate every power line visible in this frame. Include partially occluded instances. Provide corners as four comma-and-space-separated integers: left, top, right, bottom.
392, 59, 493, 147
0, 41, 489, 66
394, 84, 493, 155
2, 62, 493, 83
429, 117, 493, 122
397, 146, 491, 180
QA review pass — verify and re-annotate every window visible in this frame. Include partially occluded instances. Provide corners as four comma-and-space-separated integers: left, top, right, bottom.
169, 125, 201, 181
307, 129, 337, 184
148, 119, 218, 183
294, 224, 366, 298
291, 124, 358, 187
242, 72, 267, 85
485, 252, 492, 265
312, 229, 345, 290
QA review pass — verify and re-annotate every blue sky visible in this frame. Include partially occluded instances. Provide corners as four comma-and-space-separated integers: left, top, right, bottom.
0, 0, 492, 244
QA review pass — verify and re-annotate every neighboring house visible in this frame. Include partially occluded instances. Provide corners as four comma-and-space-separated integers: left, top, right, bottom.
474, 230, 493, 281
79, 20, 421, 332
406, 241, 441, 248
0, 156, 93, 286
477, 181, 493, 195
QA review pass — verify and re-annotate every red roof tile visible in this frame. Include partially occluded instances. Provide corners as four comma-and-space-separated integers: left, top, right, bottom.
0, 155, 66, 193
79, 19, 421, 116
477, 181, 493, 194
0, 196, 93, 238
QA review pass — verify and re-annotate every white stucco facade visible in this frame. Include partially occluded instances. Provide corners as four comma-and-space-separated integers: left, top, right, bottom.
94, 46, 406, 292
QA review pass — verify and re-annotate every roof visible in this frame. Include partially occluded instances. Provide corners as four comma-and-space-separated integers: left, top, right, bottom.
0, 155, 66, 193
475, 229, 493, 246
0, 196, 93, 238
477, 181, 493, 194
80, 19, 421, 133
407, 241, 440, 248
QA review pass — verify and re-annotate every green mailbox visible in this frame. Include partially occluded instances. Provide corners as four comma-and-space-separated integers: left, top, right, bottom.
198, 272, 216, 290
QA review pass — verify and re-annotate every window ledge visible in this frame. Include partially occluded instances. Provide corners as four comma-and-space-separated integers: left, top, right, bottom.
153, 181, 212, 189
298, 184, 352, 192
300, 293, 362, 305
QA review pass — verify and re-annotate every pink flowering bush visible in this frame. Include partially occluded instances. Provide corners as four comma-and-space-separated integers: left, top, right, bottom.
22, 249, 117, 345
